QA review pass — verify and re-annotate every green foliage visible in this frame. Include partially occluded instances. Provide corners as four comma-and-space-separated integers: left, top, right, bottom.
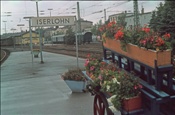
91, 24, 98, 35
117, 13, 127, 28
62, 68, 85, 81
84, 54, 102, 78
149, 1, 175, 39
149, 11, 157, 32
103, 72, 142, 110
64, 26, 75, 45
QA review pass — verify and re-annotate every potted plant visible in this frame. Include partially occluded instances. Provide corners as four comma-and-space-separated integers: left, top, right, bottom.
102, 71, 142, 112
84, 54, 102, 80
84, 55, 143, 112
99, 22, 172, 68
61, 68, 87, 93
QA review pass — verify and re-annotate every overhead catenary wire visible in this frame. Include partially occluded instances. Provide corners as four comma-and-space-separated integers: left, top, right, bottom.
82, 0, 130, 20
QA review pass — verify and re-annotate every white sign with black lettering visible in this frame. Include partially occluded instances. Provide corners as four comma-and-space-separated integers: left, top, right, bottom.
31, 16, 75, 27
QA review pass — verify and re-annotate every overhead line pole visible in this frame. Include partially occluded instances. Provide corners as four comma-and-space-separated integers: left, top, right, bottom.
133, 0, 140, 29
36, 0, 44, 64
77, 2, 81, 44
104, 9, 106, 23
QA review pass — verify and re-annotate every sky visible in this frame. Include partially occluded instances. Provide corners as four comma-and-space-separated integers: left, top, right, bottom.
1, 0, 164, 35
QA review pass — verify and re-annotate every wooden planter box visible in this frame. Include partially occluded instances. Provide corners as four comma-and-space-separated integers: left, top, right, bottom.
122, 94, 142, 112
103, 38, 171, 68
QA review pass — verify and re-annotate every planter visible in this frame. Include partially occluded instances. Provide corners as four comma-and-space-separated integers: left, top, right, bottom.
122, 94, 142, 112
64, 80, 87, 92
103, 38, 171, 68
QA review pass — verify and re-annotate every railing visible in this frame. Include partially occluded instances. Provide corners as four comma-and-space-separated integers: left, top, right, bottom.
103, 46, 175, 115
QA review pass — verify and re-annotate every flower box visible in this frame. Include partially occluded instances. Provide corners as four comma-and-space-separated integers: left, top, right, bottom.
103, 38, 171, 68
64, 80, 87, 93
122, 94, 142, 112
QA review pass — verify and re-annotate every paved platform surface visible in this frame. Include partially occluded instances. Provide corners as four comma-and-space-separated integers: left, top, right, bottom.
1, 51, 95, 115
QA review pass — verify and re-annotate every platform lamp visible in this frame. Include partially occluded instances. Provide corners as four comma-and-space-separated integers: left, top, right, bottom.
11, 28, 17, 49
17, 24, 25, 51
31, 0, 44, 64
2, 21, 7, 34
24, 16, 34, 64
2, 13, 12, 34
48, 8, 53, 17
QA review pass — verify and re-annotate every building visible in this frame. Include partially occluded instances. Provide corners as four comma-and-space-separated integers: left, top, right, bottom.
109, 12, 133, 22
51, 19, 93, 35
125, 12, 152, 29
21, 31, 44, 45
0, 31, 44, 46
0, 32, 24, 46
108, 8, 153, 29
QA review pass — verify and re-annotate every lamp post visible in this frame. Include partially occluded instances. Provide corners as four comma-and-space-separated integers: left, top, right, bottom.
48, 8, 53, 17
17, 24, 25, 51
31, 0, 44, 63
2, 12, 12, 34
3, 21, 7, 34
24, 16, 34, 65
34, 0, 44, 63
11, 28, 16, 49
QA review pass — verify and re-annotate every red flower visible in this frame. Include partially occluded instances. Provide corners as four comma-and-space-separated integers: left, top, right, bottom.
140, 39, 147, 46
84, 59, 89, 67
90, 66, 95, 71
142, 27, 150, 33
107, 21, 116, 28
163, 33, 171, 40
155, 37, 164, 46
114, 30, 124, 40
87, 54, 91, 58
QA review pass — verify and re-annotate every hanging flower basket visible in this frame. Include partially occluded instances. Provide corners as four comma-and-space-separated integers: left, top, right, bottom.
103, 38, 171, 68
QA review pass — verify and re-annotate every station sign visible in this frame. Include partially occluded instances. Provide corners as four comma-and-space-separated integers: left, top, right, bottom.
31, 16, 75, 27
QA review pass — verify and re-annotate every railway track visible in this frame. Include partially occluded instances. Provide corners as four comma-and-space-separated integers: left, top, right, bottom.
43, 45, 103, 59
0, 49, 10, 65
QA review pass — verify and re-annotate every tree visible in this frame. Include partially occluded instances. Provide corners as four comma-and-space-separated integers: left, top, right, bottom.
149, 1, 175, 39
117, 13, 127, 28
64, 26, 75, 45
91, 24, 98, 35
149, 11, 157, 31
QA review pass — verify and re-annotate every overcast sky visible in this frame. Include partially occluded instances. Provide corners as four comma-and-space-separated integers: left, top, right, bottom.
1, 0, 163, 34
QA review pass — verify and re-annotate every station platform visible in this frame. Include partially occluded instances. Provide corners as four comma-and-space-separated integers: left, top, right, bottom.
1, 51, 96, 115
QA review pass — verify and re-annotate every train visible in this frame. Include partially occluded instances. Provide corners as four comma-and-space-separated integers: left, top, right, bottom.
51, 32, 95, 44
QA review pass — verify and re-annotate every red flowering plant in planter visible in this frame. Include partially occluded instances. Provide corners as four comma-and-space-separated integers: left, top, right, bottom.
100, 22, 172, 52
131, 25, 171, 51
114, 28, 132, 51
84, 54, 102, 81
99, 21, 132, 51
99, 62, 119, 86
99, 21, 120, 40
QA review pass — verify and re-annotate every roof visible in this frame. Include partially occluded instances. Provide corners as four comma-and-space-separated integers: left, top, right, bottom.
0, 31, 39, 40
0, 32, 24, 40
125, 12, 152, 18
109, 13, 133, 17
